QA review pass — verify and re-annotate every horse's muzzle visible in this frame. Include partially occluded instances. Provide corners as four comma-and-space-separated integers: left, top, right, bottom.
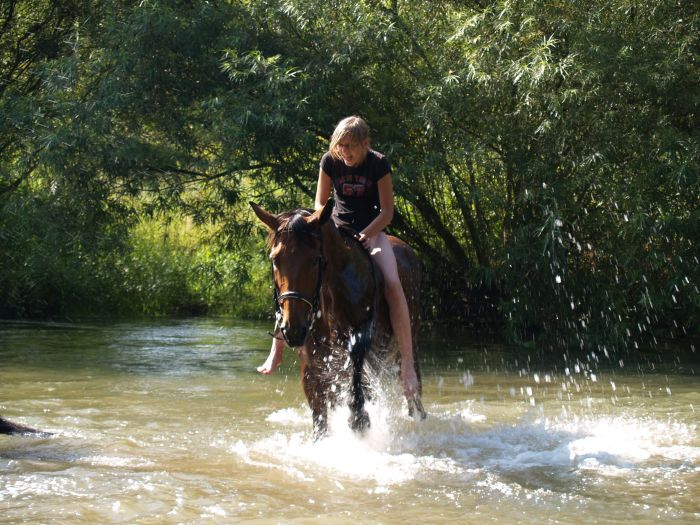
281, 323, 308, 348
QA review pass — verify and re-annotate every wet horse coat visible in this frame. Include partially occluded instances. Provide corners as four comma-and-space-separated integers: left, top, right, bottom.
252, 201, 424, 437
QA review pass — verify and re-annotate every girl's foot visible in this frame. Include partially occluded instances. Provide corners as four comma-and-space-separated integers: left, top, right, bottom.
401, 359, 419, 398
257, 339, 284, 374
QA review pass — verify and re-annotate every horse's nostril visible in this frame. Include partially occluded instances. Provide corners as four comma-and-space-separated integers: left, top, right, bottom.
284, 325, 307, 347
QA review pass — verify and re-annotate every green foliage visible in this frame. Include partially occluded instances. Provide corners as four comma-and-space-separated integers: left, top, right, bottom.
0, 0, 697, 350
0, 195, 272, 318
0, 181, 131, 318
104, 216, 271, 318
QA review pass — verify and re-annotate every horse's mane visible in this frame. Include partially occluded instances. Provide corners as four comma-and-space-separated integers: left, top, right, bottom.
266, 207, 368, 258
267, 208, 316, 249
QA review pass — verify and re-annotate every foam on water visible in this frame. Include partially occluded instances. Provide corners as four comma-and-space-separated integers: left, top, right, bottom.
456, 414, 698, 475
234, 396, 464, 486
232, 393, 699, 492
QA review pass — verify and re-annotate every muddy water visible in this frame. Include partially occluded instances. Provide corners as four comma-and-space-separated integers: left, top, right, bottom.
0, 319, 698, 523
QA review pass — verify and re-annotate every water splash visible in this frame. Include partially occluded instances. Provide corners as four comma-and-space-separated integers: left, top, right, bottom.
230, 393, 699, 493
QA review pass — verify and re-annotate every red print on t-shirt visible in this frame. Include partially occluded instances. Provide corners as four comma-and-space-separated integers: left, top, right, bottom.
342, 183, 366, 197
341, 175, 369, 197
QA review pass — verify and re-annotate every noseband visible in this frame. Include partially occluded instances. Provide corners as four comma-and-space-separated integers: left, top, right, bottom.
273, 253, 324, 315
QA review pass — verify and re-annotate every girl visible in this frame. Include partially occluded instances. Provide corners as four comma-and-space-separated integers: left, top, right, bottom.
257, 116, 419, 399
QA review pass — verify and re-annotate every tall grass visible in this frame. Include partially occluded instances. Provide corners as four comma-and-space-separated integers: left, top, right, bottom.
0, 199, 272, 320
100, 216, 272, 318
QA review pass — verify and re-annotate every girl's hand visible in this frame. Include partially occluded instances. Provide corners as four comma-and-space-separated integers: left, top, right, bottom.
358, 232, 372, 250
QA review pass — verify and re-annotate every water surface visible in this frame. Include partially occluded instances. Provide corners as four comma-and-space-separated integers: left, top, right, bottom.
1, 319, 698, 523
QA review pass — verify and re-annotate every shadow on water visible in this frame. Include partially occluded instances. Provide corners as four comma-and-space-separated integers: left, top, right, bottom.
0, 434, 88, 466
421, 320, 699, 377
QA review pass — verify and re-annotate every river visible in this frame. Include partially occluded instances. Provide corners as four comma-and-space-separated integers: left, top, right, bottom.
1, 318, 698, 523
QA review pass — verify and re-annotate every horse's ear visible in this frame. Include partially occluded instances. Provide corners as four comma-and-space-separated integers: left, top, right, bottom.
250, 202, 280, 231
310, 199, 334, 228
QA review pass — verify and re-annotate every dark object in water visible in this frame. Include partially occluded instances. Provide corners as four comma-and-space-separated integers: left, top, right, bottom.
0, 415, 50, 436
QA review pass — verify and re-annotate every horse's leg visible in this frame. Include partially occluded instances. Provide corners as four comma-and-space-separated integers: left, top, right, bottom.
347, 325, 371, 433
301, 363, 329, 440
348, 351, 370, 433
405, 314, 427, 420
400, 249, 427, 420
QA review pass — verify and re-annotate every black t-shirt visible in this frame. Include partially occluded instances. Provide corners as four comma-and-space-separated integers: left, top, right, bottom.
320, 149, 391, 233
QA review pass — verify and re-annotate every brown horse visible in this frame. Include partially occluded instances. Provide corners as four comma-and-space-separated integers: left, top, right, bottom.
251, 200, 425, 438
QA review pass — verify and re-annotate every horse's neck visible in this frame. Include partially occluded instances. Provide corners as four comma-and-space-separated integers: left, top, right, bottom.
320, 223, 376, 325
321, 223, 367, 268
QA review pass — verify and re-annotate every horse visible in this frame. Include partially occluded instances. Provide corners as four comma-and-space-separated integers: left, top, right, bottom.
251, 200, 425, 439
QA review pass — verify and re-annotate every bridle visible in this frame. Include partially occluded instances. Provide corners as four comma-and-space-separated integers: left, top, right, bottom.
271, 230, 326, 346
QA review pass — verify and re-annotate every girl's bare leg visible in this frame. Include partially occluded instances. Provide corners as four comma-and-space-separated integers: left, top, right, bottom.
257, 335, 285, 375
368, 233, 418, 398
385, 280, 418, 397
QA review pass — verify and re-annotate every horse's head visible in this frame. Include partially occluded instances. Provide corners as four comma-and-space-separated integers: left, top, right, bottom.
250, 201, 334, 347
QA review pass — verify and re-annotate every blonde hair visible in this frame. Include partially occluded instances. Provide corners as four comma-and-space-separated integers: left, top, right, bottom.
328, 116, 370, 160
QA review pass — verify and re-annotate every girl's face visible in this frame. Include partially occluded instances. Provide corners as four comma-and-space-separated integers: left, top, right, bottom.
336, 136, 369, 167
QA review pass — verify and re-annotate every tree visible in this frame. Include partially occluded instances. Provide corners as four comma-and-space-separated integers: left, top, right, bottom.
1, 0, 697, 349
